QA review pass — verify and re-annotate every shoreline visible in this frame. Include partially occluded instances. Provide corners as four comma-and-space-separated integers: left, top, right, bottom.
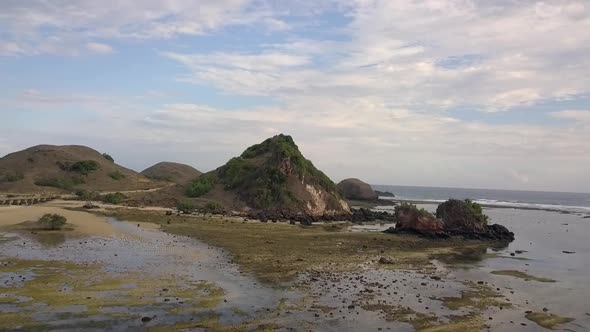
379, 198, 590, 214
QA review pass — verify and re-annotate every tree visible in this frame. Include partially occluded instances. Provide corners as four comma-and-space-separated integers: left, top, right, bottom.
38, 214, 67, 230
102, 153, 114, 162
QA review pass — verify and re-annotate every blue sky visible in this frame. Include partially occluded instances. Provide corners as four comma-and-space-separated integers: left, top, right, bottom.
1, 0, 589, 192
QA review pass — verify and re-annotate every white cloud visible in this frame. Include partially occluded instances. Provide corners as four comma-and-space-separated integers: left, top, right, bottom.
552, 110, 590, 125
0, 0, 287, 56
85, 42, 114, 54
164, 0, 590, 111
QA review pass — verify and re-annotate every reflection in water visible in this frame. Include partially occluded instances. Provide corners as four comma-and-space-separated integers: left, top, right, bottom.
27, 231, 67, 247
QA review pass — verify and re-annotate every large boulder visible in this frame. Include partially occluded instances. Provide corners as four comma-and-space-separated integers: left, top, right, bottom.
385, 203, 445, 237
337, 178, 378, 201
436, 199, 488, 233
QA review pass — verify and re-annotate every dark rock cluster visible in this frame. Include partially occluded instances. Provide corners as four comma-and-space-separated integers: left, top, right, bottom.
385, 199, 514, 242
246, 207, 396, 225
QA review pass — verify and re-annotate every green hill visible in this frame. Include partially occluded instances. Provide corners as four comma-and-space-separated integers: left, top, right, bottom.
186, 134, 350, 216
0, 145, 162, 194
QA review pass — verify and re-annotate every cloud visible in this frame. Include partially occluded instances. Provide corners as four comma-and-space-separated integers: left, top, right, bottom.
85, 42, 115, 54
552, 110, 590, 125
164, 0, 590, 112
0, 0, 288, 56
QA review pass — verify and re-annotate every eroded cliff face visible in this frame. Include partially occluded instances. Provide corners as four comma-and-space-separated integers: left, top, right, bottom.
304, 183, 351, 216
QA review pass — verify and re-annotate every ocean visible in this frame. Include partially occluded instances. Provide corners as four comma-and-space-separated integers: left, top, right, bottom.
372, 185, 590, 213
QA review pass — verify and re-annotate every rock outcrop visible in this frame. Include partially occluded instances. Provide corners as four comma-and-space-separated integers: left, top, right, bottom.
387, 203, 445, 237
337, 178, 378, 201
385, 200, 514, 242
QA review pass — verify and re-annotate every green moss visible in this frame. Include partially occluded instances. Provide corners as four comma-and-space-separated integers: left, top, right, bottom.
436, 199, 489, 225
105, 209, 491, 285
439, 281, 511, 311
0, 257, 225, 329
395, 202, 434, 219
525, 312, 574, 329
491, 270, 556, 282
360, 304, 445, 331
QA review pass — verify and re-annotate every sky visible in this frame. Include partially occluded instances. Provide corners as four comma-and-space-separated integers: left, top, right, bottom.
0, 0, 589, 193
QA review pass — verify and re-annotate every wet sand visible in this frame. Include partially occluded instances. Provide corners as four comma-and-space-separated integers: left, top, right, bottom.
0, 205, 117, 237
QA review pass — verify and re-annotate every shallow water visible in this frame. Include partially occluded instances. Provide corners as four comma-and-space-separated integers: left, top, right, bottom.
351, 204, 590, 331
2, 207, 589, 331
0, 217, 297, 330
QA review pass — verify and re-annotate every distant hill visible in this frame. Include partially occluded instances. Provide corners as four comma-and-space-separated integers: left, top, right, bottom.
337, 178, 378, 201
141, 162, 202, 184
185, 134, 350, 216
0, 145, 162, 193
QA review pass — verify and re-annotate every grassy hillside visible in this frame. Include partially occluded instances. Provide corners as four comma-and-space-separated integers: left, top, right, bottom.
0, 145, 163, 194
185, 134, 349, 215
141, 162, 202, 184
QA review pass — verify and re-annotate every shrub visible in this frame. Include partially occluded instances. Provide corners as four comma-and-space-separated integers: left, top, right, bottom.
101, 192, 126, 205
201, 202, 225, 214
177, 201, 195, 214
69, 160, 99, 175
394, 202, 433, 219
435, 198, 489, 226
0, 172, 24, 183
108, 171, 125, 180
186, 175, 216, 197
102, 153, 114, 162
35, 176, 85, 190
75, 189, 98, 200
37, 214, 67, 230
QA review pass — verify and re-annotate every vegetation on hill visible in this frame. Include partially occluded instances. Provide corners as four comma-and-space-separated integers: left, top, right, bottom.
192, 134, 342, 211
102, 153, 114, 162
101, 192, 126, 205
108, 171, 125, 180
394, 202, 434, 219
0, 145, 162, 193
0, 172, 24, 183
186, 174, 216, 197
436, 199, 489, 225
35, 176, 86, 190
37, 214, 67, 230
67, 160, 100, 174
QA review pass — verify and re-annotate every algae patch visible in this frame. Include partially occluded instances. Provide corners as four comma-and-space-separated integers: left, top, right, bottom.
525, 312, 574, 329
491, 270, 556, 283
0, 258, 225, 330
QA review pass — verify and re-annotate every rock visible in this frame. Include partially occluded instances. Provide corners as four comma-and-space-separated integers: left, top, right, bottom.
374, 190, 395, 197
141, 317, 152, 323
337, 178, 378, 201
378, 257, 395, 264
436, 199, 488, 233
385, 203, 445, 237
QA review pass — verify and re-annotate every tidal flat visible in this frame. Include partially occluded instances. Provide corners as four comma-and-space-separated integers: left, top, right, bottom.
0, 204, 588, 331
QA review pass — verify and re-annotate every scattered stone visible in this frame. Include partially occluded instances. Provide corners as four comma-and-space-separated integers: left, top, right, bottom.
378, 257, 395, 265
